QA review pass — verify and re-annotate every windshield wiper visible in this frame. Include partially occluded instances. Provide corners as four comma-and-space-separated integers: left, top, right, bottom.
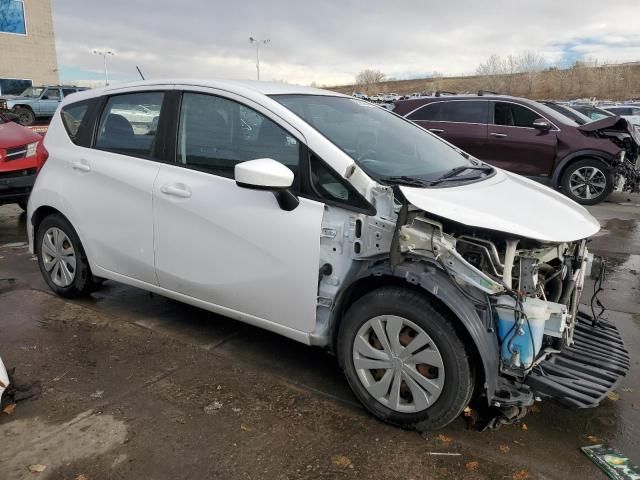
430, 165, 494, 185
382, 176, 432, 187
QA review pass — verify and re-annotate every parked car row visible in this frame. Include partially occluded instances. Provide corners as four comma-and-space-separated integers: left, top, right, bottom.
0, 85, 87, 126
390, 93, 640, 204
0, 112, 47, 210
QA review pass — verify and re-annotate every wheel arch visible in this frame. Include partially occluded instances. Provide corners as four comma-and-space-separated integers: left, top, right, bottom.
551, 149, 616, 188
12, 104, 35, 113
330, 262, 498, 401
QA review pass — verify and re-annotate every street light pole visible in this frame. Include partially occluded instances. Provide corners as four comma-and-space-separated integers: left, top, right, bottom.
249, 37, 270, 80
92, 49, 115, 86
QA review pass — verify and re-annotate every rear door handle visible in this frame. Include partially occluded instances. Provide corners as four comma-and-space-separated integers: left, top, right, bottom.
490, 132, 508, 138
71, 160, 91, 172
429, 128, 445, 134
160, 183, 192, 198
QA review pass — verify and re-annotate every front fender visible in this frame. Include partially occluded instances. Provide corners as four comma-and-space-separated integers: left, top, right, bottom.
337, 261, 499, 401
552, 149, 617, 187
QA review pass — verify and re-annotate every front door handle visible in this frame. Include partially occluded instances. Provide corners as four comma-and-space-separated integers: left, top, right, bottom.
490, 132, 508, 138
160, 183, 192, 198
429, 128, 445, 134
71, 161, 91, 172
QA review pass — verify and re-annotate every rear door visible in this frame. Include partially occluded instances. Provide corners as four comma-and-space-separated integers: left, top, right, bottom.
406, 100, 488, 159
61, 88, 169, 284
485, 101, 557, 178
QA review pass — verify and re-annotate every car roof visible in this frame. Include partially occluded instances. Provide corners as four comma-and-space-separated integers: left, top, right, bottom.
392, 94, 537, 115
64, 79, 344, 103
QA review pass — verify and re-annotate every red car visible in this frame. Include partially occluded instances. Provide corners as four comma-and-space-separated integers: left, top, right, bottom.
0, 112, 48, 210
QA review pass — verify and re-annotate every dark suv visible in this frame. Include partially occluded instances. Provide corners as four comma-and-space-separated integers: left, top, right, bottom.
393, 95, 633, 204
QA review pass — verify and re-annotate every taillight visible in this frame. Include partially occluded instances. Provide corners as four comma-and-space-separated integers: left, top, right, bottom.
35, 141, 49, 170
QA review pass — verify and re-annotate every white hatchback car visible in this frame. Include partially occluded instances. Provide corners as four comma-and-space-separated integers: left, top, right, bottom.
28, 80, 629, 430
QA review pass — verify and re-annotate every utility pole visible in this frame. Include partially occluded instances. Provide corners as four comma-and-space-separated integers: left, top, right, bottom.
92, 49, 115, 86
249, 37, 270, 80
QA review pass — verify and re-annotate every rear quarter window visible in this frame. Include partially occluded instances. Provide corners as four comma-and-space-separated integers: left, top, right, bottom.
60, 100, 93, 145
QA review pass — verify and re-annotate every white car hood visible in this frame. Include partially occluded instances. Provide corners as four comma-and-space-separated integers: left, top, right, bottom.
400, 169, 600, 243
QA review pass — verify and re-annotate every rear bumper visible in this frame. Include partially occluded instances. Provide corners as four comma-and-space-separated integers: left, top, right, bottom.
525, 311, 630, 408
0, 169, 36, 205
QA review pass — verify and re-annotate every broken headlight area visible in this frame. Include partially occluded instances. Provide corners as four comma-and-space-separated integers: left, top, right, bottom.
398, 212, 630, 411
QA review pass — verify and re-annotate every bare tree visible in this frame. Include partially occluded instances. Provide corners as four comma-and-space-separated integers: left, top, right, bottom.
517, 51, 546, 94
355, 69, 385, 92
476, 54, 504, 92
502, 55, 519, 94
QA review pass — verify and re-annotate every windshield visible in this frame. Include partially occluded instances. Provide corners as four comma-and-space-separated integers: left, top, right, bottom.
19, 87, 45, 98
531, 101, 579, 126
271, 94, 480, 182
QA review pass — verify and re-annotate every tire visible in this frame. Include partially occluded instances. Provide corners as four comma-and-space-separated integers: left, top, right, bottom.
337, 287, 474, 430
13, 106, 35, 126
17, 200, 28, 211
561, 158, 613, 205
35, 213, 97, 298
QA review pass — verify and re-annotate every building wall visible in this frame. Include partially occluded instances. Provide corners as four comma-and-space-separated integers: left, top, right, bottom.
0, 0, 59, 91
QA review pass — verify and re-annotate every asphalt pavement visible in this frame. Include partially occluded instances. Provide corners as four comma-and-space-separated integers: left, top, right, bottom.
0, 193, 638, 480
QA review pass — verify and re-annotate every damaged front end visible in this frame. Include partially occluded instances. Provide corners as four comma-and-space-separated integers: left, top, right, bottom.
579, 116, 640, 193
396, 208, 630, 422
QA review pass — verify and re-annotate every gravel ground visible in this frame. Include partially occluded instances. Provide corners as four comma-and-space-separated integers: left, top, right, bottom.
0, 193, 638, 480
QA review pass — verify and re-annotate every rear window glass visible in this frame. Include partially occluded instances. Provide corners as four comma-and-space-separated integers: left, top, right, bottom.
61, 101, 90, 144
95, 92, 164, 158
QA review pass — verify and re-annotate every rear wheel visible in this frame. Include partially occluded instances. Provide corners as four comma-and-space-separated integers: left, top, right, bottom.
338, 287, 474, 430
561, 158, 613, 205
35, 214, 97, 297
13, 106, 35, 126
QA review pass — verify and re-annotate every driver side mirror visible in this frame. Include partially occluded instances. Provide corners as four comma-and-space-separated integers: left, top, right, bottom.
532, 118, 552, 131
235, 158, 299, 211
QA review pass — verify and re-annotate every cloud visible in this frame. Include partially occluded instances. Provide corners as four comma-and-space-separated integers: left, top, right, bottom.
52, 0, 640, 86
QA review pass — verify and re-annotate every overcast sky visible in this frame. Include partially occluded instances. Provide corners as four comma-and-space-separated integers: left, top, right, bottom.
53, 0, 640, 86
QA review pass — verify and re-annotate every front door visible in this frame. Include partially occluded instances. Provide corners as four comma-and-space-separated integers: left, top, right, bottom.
38, 88, 62, 116
485, 101, 557, 178
153, 90, 324, 334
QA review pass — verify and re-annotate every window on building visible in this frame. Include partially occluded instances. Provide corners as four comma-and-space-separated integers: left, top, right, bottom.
0, 78, 32, 96
0, 0, 27, 35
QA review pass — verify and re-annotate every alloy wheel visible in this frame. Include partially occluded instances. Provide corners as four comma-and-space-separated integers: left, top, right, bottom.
41, 227, 77, 287
352, 315, 445, 413
569, 166, 607, 201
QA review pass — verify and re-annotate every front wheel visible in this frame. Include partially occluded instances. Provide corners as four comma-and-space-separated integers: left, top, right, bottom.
35, 214, 97, 297
338, 287, 474, 430
13, 107, 35, 126
561, 159, 613, 205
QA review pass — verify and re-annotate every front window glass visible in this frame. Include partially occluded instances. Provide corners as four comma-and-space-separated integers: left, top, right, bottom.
95, 92, 164, 157
43, 88, 61, 100
272, 95, 476, 182
0, 0, 26, 35
20, 87, 45, 98
177, 92, 300, 186
494, 102, 540, 128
